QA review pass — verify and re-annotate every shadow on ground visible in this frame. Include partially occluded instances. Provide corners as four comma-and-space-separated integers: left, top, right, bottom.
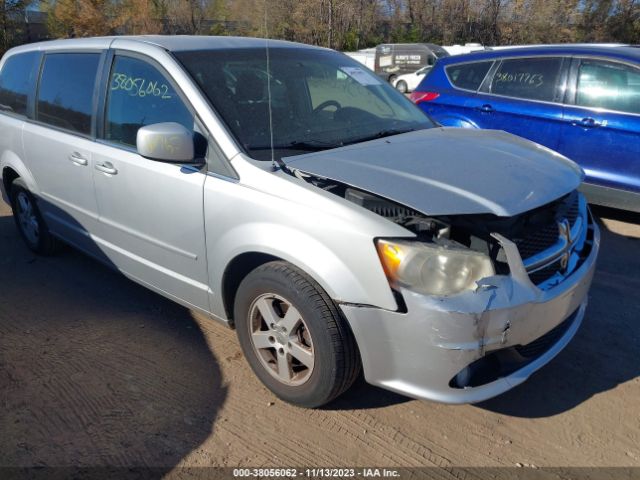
0, 214, 227, 470
323, 373, 411, 410
478, 207, 640, 417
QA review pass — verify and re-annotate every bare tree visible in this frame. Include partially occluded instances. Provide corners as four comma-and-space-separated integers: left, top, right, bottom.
0, 0, 27, 53
31, 0, 640, 51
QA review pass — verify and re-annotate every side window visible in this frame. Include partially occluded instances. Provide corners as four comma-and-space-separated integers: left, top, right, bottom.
105, 56, 194, 148
446, 61, 493, 91
37, 53, 100, 135
576, 60, 640, 115
490, 57, 563, 102
0, 52, 39, 117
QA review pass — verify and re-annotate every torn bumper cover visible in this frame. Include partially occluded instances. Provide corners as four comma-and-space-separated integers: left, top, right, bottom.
340, 214, 600, 404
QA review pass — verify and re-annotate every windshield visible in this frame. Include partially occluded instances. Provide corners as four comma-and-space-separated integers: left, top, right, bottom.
175, 47, 435, 161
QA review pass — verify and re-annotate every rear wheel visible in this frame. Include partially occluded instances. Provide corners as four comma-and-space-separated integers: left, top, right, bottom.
234, 261, 360, 408
396, 80, 408, 93
10, 178, 59, 255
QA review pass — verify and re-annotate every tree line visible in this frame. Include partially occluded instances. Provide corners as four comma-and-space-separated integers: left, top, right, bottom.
1, 0, 639, 56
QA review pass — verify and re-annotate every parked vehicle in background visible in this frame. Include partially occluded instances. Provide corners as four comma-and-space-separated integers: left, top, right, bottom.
374, 43, 449, 83
487, 43, 627, 51
411, 45, 640, 212
343, 48, 376, 70
392, 65, 432, 93
442, 43, 486, 56
0, 36, 599, 408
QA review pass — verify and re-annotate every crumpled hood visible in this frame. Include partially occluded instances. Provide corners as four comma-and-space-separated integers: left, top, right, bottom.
284, 128, 583, 217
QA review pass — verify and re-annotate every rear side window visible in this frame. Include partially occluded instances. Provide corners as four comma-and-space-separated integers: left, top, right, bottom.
576, 60, 640, 115
0, 52, 39, 117
446, 61, 492, 91
105, 55, 193, 148
37, 53, 101, 135
490, 57, 563, 102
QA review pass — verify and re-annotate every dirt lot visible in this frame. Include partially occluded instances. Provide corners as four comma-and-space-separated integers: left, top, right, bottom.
1, 197, 639, 474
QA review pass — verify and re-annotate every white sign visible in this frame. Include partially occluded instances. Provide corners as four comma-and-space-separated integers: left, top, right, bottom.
379, 55, 392, 67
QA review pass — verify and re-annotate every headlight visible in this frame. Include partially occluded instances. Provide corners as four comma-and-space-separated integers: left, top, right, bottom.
376, 239, 495, 296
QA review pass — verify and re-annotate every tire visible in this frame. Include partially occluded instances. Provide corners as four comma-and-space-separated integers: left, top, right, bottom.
387, 74, 397, 85
10, 178, 59, 255
396, 80, 408, 93
234, 261, 361, 408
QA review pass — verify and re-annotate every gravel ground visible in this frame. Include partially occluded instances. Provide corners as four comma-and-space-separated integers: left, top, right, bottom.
0, 198, 639, 475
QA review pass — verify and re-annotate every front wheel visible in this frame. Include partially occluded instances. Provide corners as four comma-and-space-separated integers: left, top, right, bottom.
396, 80, 408, 93
234, 261, 360, 408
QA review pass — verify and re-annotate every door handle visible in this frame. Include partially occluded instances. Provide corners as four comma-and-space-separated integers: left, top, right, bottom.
95, 162, 118, 175
572, 117, 601, 128
69, 152, 88, 166
475, 104, 494, 113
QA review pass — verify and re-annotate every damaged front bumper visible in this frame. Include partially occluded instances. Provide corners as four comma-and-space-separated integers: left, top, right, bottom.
341, 214, 600, 404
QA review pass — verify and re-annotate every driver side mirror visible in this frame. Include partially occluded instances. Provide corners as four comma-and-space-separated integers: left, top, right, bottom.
136, 122, 195, 163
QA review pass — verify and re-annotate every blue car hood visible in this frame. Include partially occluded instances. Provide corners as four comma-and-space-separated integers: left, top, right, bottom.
284, 127, 583, 217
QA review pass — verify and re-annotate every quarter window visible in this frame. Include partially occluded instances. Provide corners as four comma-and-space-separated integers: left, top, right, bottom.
446, 61, 493, 91
0, 52, 39, 117
576, 60, 640, 115
490, 57, 563, 102
105, 56, 193, 147
37, 53, 100, 135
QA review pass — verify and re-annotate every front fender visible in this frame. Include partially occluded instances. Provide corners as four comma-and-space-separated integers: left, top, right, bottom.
209, 222, 385, 315
203, 164, 410, 319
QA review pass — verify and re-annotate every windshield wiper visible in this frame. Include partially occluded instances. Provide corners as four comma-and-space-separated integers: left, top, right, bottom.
344, 128, 417, 146
289, 140, 344, 150
251, 140, 343, 152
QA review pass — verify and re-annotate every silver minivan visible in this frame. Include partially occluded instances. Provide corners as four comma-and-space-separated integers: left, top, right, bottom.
0, 36, 599, 407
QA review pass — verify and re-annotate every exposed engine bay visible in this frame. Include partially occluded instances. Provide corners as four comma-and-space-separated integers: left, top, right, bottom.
303, 172, 581, 277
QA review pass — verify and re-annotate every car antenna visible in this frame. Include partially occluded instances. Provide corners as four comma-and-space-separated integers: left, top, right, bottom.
263, 1, 291, 174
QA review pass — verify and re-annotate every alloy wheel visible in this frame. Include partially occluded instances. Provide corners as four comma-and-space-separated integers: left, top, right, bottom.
248, 293, 315, 386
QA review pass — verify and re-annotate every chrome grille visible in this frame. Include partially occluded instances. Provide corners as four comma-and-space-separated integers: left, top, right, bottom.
563, 195, 580, 225
514, 192, 586, 289
515, 222, 559, 260
527, 257, 563, 285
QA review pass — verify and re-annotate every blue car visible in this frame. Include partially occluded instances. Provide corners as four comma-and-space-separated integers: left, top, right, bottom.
411, 45, 640, 212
